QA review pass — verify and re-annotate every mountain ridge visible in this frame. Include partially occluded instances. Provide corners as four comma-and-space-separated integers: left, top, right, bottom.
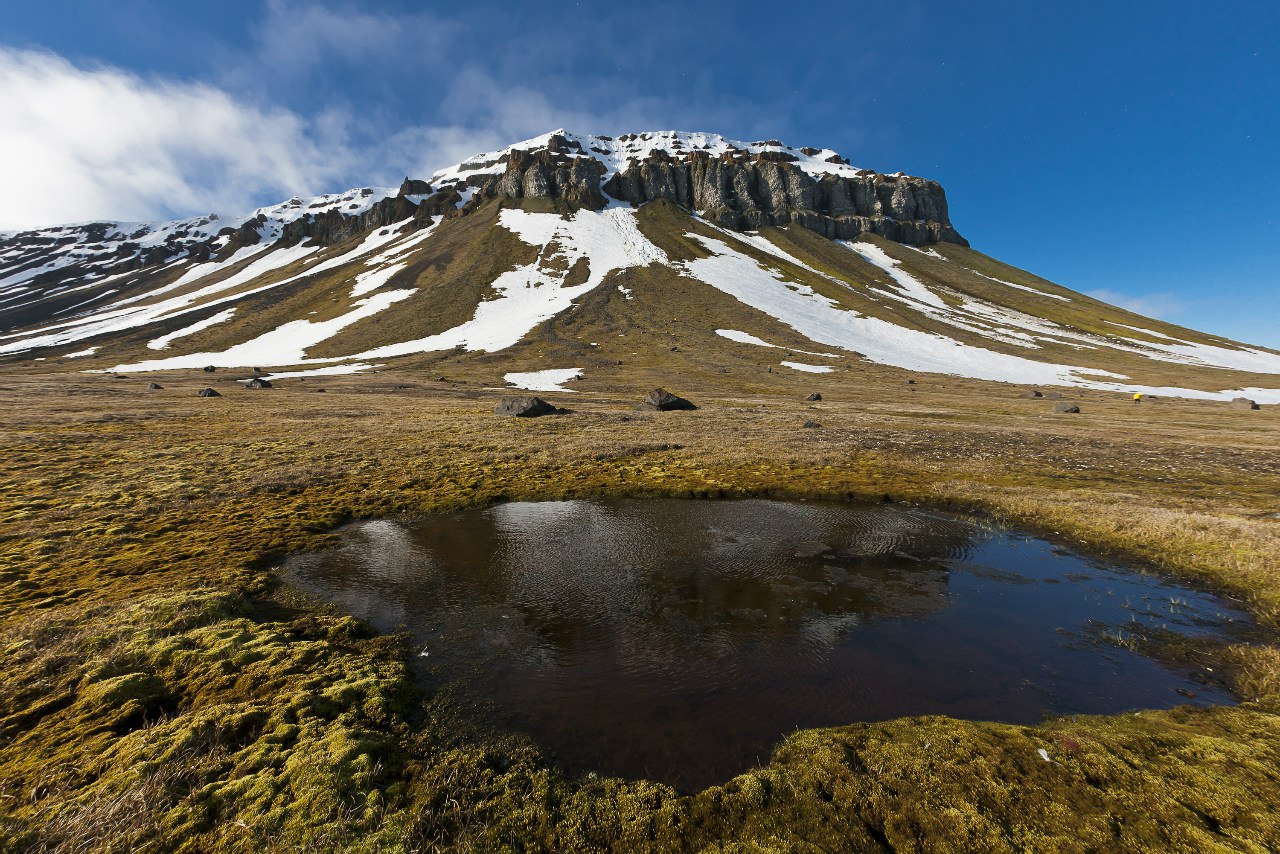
1, 129, 1278, 404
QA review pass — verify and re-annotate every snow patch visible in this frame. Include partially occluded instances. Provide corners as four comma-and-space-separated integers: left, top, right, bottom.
781, 361, 834, 374
504, 368, 583, 392
107, 289, 416, 371
147, 308, 237, 350
261, 363, 381, 379
353, 208, 665, 359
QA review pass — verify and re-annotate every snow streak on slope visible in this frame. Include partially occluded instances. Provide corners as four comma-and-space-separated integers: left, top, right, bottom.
354, 208, 666, 358
684, 234, 1101, 385
148, 308, 237, 350
108, 289, 416, 371
0, 187, 398, 301
843, 242, 948, 309
0, 243, 319, 355
687, 233, 1280, 401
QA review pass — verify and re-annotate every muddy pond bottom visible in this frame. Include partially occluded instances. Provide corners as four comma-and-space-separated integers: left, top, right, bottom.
284, 498, 1250, 791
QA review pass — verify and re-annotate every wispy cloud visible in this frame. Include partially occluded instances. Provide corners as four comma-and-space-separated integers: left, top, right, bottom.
0, 47, 352, 230
0, 2, 794, 230
1085, 288, 1187, 320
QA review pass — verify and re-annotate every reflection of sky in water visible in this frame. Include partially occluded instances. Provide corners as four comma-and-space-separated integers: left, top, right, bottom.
283, 498, 1252, 792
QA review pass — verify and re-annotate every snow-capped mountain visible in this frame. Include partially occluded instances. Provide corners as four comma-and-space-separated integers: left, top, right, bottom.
1, 129, 1278, 402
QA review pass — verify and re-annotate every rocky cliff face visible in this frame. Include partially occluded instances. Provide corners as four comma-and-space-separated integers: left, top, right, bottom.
0, 129, 967, 306
454, 133, 966, 246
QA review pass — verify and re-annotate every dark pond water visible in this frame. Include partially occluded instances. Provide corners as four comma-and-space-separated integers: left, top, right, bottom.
283, 498, 1251, 791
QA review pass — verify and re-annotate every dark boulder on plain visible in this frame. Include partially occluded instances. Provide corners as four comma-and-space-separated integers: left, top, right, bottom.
803, 420, 822, 429
247, 378, 273, 389
806, 392, 822, 401
638, 388, 697, 411
1053, 403, 1080, 413
198, 387, 221, 397
1027, 389, 1044, 398
202, 366, 216, 373
494, 396, 567, 417
147, 382, 163, 390
1231, 397, 1261, 410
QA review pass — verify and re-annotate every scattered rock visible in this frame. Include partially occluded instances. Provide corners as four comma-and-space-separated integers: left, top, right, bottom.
253, 367, 264, 374
907, 379, 916, 385
246, 378, 273, 389
315, 388, 326, 393
198, 388, 221, 398
805, 392, 822, 401
1027, 389, 1044, 398
1043, 391, 1063, 399
494, 396, 568, 417
147, 382, 163, 390
437, 376, 447, 382
1231, 397, 1261, 410
1053, 403, 1080, 413
803, 420, 822, 429
202, 366, 216, 373
637, 388, 697, 411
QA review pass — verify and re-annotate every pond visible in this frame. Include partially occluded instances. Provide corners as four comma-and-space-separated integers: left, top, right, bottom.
282, 498, 1251, 791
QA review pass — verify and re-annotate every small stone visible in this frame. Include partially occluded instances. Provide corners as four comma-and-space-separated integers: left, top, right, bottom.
803, 420, 822, 429
147, 382, 163, 390
1053, 403, 1080, 413
198, 387, 221, 397
246, 378, 272, 389
907, 379, 916, 385
1027, 389, 1044, 398
805, 392, 822, 401
202, 366, 216, 373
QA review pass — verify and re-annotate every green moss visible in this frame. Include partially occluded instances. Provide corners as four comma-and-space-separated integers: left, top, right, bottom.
3, 386, 1280, 850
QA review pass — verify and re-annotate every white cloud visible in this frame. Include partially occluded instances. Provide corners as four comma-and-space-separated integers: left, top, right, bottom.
1085, 288, 1186, 320
0, 47, 352, 231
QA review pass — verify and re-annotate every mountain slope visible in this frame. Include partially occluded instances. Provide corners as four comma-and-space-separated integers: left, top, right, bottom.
1, 129, 1278, 402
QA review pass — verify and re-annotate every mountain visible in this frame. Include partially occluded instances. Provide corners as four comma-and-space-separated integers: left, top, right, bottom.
1, 129, 1278, 402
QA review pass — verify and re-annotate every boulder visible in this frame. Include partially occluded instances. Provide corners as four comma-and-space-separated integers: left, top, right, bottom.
1053, 403, 1080, 413
1231, 397, 1261, 410
494, 396, 567, 417
638, 388, 697, 411
1026, 389, 1044, 398
198, 387, 221, 398
805, 392, 822, 401
803, 420, 822, 429
147, 382, 163, 390
247, 378, 273, 389
202, 366, 216, 373
907, 379, 916, 385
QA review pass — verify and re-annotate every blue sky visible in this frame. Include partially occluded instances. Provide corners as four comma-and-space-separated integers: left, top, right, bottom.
1, 0, 1276, 346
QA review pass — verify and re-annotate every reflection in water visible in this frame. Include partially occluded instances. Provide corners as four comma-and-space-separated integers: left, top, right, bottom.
284, 498, 1249, 791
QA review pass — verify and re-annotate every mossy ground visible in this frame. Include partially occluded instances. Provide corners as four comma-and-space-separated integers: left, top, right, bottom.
2, 368, 1279, 852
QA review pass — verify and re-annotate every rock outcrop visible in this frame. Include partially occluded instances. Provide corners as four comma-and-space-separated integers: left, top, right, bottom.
454, 133, 965, 246
494, 396, 568, 417
603, 150, 964, 246
637, 388, 697, 411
